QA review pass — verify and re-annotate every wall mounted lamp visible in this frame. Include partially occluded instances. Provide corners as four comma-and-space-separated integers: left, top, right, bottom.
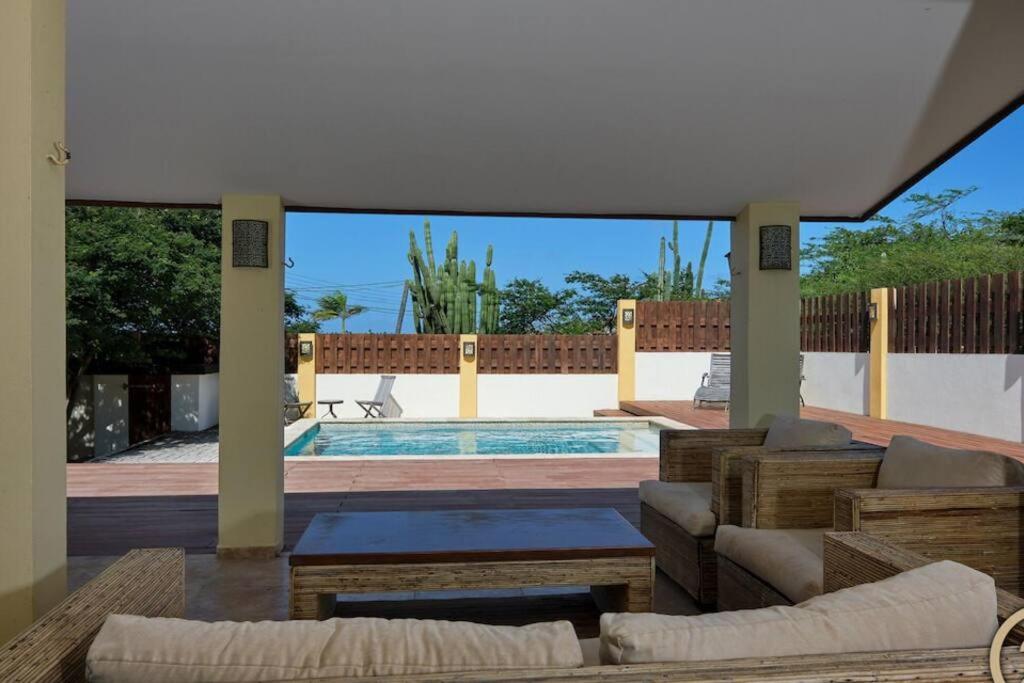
621, 308, 635, 327
463, 341, 476, 360
299, 340, 314, 357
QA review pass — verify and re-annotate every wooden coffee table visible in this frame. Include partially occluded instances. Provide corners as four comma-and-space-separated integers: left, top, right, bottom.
289, 508, 655, 619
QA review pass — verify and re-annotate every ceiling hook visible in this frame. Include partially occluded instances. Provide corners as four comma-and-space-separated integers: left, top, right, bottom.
47, 141, 71, 166
283, 257, 295, 269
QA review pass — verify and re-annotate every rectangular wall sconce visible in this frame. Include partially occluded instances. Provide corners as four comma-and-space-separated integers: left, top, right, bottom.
868, 302, 879, 321
463, 341, 476, 359
759, 224, 792, 270
299, 340, 314, 357
231, 219, 270, 268
621, 308, 635, 327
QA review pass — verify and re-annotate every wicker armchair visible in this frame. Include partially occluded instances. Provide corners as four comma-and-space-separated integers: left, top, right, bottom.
640, 423, 875, 605
716, 438, 1024, 611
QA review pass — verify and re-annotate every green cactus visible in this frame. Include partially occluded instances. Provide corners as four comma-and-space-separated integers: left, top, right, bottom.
695, 220, 714, 298
406, 221, 498, 334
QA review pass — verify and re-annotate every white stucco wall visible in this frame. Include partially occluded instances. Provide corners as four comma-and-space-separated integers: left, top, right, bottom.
635, 352, 713, 400
316, 374, 460, 418
477, 374, 618, 418
93, 374, 129, 457
171, 373, 220, 431
887, 354, 1024, 443
801, 352, 869, 415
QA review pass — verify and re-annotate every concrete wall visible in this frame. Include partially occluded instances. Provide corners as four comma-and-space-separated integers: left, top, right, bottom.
66, 377, 95, 461
635, 352, 713, 401
888, 354, 1024, 443
171, 373, 219, 431
316, 374, 460, 418
92, 375, 129, 457
801, 352, 869, 415
477, 375, 618, 418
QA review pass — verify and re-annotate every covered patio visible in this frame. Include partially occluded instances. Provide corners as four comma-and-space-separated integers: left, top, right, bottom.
4, 0, 1024, 677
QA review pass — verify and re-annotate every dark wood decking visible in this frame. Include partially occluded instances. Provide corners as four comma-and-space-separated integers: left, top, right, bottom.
620, 400, 1024, 462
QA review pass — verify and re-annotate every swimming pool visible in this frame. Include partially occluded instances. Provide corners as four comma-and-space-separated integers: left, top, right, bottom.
284, 420, 665, 458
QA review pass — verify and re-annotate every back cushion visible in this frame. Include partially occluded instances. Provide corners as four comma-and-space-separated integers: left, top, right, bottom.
600, 560, 996, 665
761, 414, 852, 450
877, 435, 1024, 489
86, 616, 583, 682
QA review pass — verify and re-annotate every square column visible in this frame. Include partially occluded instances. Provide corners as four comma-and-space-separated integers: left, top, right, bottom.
729, 203, 801, 427
0, 0, 68, 641
218, 195, 285, 557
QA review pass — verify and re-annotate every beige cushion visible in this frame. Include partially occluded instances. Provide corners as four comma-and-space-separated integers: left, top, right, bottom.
714, 526, 825, 603
878, 435, 1024, 489
600, 559, 997, 665
86, 615, 583, 682
578, 638, 602, 667
639, 480, 716, 537
761, 414, 852, 450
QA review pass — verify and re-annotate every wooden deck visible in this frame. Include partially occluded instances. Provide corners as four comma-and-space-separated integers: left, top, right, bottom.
620, 400, 1024, 461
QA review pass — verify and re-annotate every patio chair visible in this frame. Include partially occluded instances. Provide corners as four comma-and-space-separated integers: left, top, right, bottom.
282, 376, 311, 423
693, 353, 730, 409
713, 435, 1024, 611
356, 375, 402, 418
639, 414, 871, 605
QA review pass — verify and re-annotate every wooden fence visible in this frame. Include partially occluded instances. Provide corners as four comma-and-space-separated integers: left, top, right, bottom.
477, 335, 617, 374
285, 334, 299, 373
317, 334, 460, 374
889, 272, 1022, 354
635, 300, 730, 352
801, 292, 871, 353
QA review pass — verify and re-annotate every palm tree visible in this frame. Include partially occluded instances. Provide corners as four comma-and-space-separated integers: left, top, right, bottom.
313, 291, 367, 333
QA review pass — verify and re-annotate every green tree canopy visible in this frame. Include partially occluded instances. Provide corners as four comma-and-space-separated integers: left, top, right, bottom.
285, 290, 322, 333
801, 188, 1024, 296
313, 291, 367, 333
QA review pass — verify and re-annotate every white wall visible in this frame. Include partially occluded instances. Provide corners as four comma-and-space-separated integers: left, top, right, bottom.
66, 377, 95, 461
635, 352, 713, 400
93, 374, 129, 457
316, 374, 460, 418
801, 352, 869, 415
477, 374, 618, 418
888, 354, 1024, 443
171, 373, 219, 431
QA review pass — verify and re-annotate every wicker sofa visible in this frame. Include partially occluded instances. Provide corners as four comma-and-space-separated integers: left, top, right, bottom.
4, 534, 1024, 682
714, 435, 1024, 612
638, 415, 874, 604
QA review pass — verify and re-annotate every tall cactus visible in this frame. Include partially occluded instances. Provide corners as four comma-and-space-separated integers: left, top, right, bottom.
694, 220, 714, 298
656, 221, 700, 300
406, 221, 498, 333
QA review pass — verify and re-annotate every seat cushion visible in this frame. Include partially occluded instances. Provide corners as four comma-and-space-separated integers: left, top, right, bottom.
639, 480, 716, 537
578, 638, 602, 667
761, 414, 852, 450
714, 526, 825, 603
877, 435, 1024, 488
600, 559, 996, 664
86, 615, 583, 682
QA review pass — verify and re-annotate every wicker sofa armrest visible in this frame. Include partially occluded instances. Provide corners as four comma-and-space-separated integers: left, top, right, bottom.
834, 486, 1024, 594
711, 446, 771, 525
659, 428, 767, 483
824, 531, 1024, 644
740, 448, 885, 528
0, 548, 185, 683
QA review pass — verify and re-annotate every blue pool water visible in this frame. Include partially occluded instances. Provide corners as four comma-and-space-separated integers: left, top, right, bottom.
285, 421, 662, 457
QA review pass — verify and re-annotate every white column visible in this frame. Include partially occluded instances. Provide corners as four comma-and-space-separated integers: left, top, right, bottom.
729, 202, 801, 427
218, 195, 285, 557
0, 0, 68, 641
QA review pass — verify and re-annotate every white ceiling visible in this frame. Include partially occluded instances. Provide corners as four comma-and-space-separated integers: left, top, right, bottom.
67, 0, 1024, 219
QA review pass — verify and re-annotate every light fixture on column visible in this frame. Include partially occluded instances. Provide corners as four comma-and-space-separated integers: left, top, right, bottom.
231, 220, 270, 268
758, 224, 792, 270
868, 302, 879, 321
621, 307, 635, 327
463, 341, 476, 359
299, 340, 313, 357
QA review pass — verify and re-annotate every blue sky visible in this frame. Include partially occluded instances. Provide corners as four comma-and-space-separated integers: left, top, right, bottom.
286, 108, 1024, 333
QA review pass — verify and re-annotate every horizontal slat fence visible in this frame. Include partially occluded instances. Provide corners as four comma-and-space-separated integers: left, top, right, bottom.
635, 300, 730, 352
801, 292, 871, 352
317, 334, 459, 374
890, 272, 1022, 354
477, 334, 617, 374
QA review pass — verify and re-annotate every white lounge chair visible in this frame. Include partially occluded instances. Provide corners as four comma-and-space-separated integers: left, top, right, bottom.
356, 375, 403, 418
694, 353, 805, 409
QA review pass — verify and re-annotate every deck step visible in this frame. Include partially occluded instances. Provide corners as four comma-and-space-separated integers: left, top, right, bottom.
593, 408, 632, 417
617, 401, 653, 417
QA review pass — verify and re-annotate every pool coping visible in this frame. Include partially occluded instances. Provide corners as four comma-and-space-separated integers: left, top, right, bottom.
283, 415, 691, 461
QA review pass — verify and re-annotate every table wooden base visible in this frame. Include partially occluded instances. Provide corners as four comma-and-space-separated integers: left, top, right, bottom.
290, 556, 654, 619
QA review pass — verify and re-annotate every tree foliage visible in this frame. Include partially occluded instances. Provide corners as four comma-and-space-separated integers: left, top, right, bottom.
801, 188, 1024, 296
285, 290, 321, 333
313, 291, 367, 333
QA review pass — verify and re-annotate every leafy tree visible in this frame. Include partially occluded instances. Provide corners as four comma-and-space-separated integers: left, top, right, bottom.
801, 189, 1024, 296
66, 207, 222, 411
498, 279, 575, 334
313, 291, 367, 333
562, 271, 656, 333
285, 290, 321, 333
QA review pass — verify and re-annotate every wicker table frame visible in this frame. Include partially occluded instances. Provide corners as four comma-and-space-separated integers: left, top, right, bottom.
290, 555, 654, 619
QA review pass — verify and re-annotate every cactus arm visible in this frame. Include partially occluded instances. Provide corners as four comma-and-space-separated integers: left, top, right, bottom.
695, 219, 714, 298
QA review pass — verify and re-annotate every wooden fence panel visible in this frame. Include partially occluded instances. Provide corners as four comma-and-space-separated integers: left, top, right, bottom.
316, 334, 459, 374
476, 334, 617, 374
285, 333, 298, 373
799, 292, 870, 353
635, 300, 731, 352
889, 272, 1023, 354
